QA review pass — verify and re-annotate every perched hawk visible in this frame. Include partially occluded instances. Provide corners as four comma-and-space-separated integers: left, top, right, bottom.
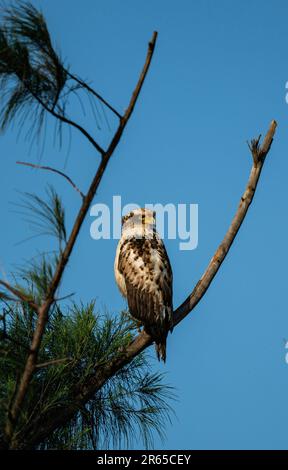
114, 208, 173, 362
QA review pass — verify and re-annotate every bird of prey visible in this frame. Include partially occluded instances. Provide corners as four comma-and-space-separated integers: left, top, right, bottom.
114, 208, 173, 362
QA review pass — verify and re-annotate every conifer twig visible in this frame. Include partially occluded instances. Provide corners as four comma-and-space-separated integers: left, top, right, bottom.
0, 280, 38, 312
16, 162, 85, 200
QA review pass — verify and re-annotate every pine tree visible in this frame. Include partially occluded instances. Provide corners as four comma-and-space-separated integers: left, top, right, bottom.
0, 1, 174, 449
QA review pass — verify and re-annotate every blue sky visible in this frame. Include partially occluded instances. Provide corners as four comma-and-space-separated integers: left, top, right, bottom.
1, 0, 288, 450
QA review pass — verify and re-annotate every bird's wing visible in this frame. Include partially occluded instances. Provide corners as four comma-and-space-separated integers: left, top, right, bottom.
118, 237, 173, 329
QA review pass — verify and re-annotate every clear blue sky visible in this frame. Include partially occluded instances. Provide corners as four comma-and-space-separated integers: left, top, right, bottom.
1, 0, 288, 450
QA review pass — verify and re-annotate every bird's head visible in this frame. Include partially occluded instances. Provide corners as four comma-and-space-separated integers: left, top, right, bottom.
121, 208, 156, 238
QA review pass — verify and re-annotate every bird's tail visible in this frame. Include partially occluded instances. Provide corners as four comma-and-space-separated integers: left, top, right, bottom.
155, 340, 167, 363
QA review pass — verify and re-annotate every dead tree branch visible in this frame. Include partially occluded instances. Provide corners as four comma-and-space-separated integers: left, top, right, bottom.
173, 119, 277, 325
18, 82, 106, 157
16, 162, 85, 200
66, 71, 122, 119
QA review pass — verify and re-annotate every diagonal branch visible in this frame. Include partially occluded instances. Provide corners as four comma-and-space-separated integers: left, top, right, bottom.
18, 119, 277, 450
33, 94, 106, 156
17, 76, 105, 156
0, 280, 38, 312
66, 71, 122, 119
173, 119, 277, 325
4, 31, 158, 448
16, 161, 85, 200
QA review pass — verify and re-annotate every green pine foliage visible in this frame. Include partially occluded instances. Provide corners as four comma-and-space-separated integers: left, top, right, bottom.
0, 1, 105, 146
0, 299, 174, 449
15, 185, 67, 252
0, 1, 67, 139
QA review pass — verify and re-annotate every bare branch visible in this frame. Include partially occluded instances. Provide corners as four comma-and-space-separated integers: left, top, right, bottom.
67, 71, 122, 119
15, 77, 105, 156
173, 119, 277, 325
0, 280, 38, 312
16, 161, 85, 200
248, 134, 262, 166
34, 94, 106, 156
19, 119, 277, 450
5, 31, 158, 446
257, 120, 277, 160
54, 292, 75, 302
